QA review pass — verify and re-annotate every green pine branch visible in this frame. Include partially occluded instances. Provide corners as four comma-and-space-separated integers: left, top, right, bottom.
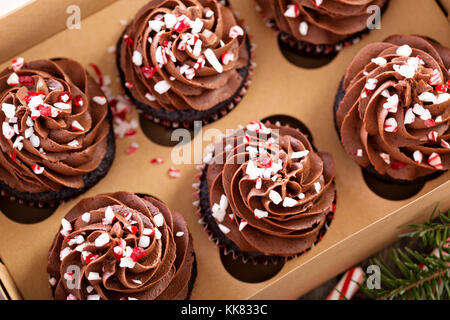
358, 207, 450, 300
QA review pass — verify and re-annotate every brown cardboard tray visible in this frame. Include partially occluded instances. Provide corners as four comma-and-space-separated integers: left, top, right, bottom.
0, 0, 449, 300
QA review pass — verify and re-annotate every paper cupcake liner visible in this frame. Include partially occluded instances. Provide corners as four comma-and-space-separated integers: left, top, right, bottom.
192, 135, 337, 265
256, 1, 390, 57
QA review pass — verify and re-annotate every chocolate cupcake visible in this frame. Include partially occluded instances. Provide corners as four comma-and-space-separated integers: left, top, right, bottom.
195, 121, 336, 263
117, 0, 253, 128
47, 192, 196, 300
255, 0, 389, 56
0, 58, 115, 207
335, 35, 450, 183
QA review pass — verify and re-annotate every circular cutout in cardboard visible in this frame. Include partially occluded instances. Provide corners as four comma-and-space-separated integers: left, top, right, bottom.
0, 197, 58, 224
277, 35, 338, 69
219, 247, 285, 283
261, 114, 314, 144
361, 169, 425, 201
139, 114, 200, 147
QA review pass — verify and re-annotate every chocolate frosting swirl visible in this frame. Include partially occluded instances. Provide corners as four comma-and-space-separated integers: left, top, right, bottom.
119, 0, 250, 112
47, 192, 195, 300
336, 35, 450, 180
204, 121, 335, 256
256, 0, 388, 45
0, 59, 110, 193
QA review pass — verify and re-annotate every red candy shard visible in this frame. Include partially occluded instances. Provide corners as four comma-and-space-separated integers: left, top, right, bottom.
260, 157, 272, 168
74, 95, 85, 107
150, 157, 164, 164
123, 35, 134, 47
19, 76, 34, 86
85, 254, 99, 264
424, 119, 435, 128
435, 84, 448, 93
141, 66, 157, 79
11, 150, 17, 162
391, 161, 406, 170
124, 129, 137, 137
38, 104, 52, 117
130, 226, 138, 235
131, 247, 148, 262
24, 91, 45, 103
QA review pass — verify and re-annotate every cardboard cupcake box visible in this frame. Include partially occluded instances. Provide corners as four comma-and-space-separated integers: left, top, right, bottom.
0, 0, 449, 299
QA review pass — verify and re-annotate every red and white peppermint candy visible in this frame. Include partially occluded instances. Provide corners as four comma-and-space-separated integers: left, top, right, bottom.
429, 69, 442, 86
125, 81, 133, 89
326, 267, 364, 300
7, 73, 19, 86
404, 108, 415, 124
155, 46, 168, 66
379, 152, 391, 164
221, 52, 234, 65
355, 149, 363, 157
441, 139, 450, 149
435, 84, 448, 94
299, 21, 308, 36
384, 118, 398, 133
284, 4, 299, 18
74, 95, 84, 107
365, 78, 378, 91
437, 93, 450, 104
154, 80, 171, 94
254, 208, 269, 219
11, 57, 24, 72
132, 50, 143, 66
71, 120, 85, 132
314, 0, 323, 7
2, 122, 14, 139
191, 17, 204, 34
396, 44, 412, 57
393, 64, 415, 79
428, 152, 443, 169
168, 167, 181, 178
102, 206, 115, 225
194, 57, 205, 70
148, 19, 165, 32
94, 233, 110, 247
93, 96, 107, 105
204, 8, 214, 18
192, 38, 203, 57
185, 67, 196, 80
428, 131, 438, 142
126, 142, 139, 155
238, 219, 248, 231
60, 247, 71, 261
204, 49, 223, 73
174, 15, 191, 32
164, 13, 177, 29
383, 94, 398, 113
150, 157, 164, 164
413, 150, 423, 164
255, 177, 262, 189
32, 164, 44, 174
246, 121, 263, 132
229, 25, 244, 39
60, 218, 72, 237
371, 57, 387, 66
412, 103, 432, 120
218, 224, 230, 234
418, 92, 437, 104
